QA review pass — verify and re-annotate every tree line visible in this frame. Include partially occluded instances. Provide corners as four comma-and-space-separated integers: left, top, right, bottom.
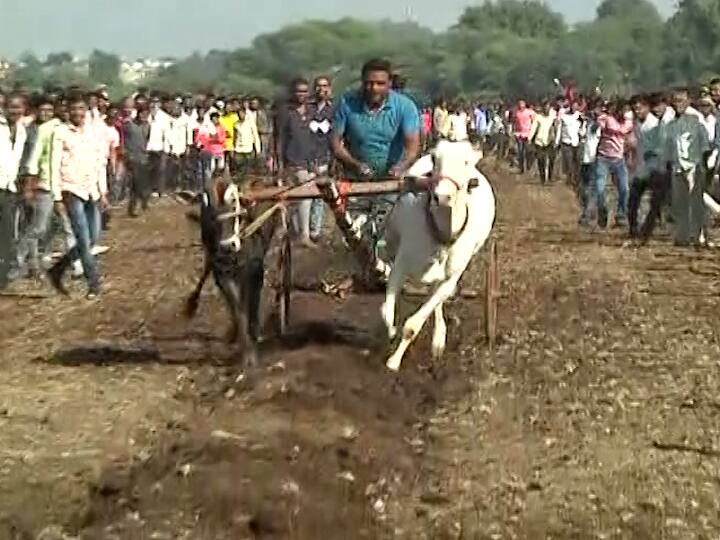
6, 0, 720, 102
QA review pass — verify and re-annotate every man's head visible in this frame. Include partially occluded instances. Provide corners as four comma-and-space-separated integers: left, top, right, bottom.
314, 77, 331, 102
105, 103, 119, 125
289, 78, 310, 106
98, 91, 109, 113
543, 101, 553, 115
698, 95, 715, 117
37, 95, 55, 124
135, 94, 149, 111
210, 112, 220, 125
67, 93, 88, 126
517, 99, 526, 110
237, 108, 247, 122
391, 73, 407, 92
159, 94, 175, 115
122, 97, 135, 117
361, 58, 392, 107
632, 94, 651, 121
649, 92, 667, 118
671, 88, 690, 116
0, 92, 5, 115
249, 97, 260, 111
710, 78, 720, 105
55, 100, 69, 123
136, 106, 150, 124
87, 92, 99, 111
6, 93, 26, 123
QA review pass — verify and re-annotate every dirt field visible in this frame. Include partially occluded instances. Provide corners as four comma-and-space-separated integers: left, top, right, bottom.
2, 163, 720, 540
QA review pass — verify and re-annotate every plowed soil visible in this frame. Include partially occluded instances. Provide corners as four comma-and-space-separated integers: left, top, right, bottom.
1, 162, 719, 540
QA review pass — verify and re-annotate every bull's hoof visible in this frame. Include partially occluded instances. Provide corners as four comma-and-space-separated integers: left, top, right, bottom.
184, 294, 200, 319
242, 347, 259, 368
225, 326, 239, 344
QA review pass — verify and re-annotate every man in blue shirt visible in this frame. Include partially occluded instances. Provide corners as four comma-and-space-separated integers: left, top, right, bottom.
332, 58, 421, 179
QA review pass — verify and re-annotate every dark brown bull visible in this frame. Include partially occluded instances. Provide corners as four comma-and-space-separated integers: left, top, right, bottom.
184, 180, 281, 366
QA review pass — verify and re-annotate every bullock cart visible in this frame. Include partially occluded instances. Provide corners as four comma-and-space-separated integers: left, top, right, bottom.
212, 176, 499, 347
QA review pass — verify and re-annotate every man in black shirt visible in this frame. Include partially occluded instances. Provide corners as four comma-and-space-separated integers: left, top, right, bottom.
308, 76, 333, 241
123, 107, 151, 217
275, 78, 330, 247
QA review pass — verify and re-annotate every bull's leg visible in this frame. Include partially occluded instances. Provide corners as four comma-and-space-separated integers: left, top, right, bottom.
184, 259, 211, 318
431, 304, 447, 360
380, 257, 404, 341
215, 275, 242, 344
245, 259, 264, 343
386, 273, 461, 372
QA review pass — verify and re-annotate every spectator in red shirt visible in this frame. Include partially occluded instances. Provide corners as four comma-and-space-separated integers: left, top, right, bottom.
513, 99, 536, 174
196, 112, 227, 189
594, 100, 634, 228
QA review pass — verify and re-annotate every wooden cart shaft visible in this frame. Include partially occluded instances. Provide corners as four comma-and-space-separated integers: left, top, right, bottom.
244, 178, 419, 202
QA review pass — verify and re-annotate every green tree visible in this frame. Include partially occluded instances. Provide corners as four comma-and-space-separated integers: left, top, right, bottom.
88, 49, 121, 84
45, 52, 73, 66
662, 0, 720, 84
455, 0, 566, 39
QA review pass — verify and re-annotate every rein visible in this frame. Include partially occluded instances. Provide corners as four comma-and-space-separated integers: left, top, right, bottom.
421, 174, 472, 245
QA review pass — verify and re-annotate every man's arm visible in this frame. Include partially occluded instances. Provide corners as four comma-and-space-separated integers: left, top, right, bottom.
389, 99, 421, 174
274, 110, 285, 169
252, 122, 261, 155
331, 135, 364, 172
51, 128, 64, 203
331, 98, 364, 172
25, 126, 44, 177
392, 131, 420, 174
528, 117, 540, 144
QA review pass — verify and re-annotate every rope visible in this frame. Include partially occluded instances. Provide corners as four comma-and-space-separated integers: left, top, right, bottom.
238, 202, 286, 240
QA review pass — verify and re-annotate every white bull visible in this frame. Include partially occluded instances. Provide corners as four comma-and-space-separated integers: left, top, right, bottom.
381, 140, 496, 371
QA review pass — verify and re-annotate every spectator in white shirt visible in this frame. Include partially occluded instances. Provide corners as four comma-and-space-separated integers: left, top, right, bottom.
234, 108, 261, 181
166, 99, 189, 191
578, 104, 601, 226
557, 100, 583, 186
442, 102, 470, 142
0, 93, 27, 288
627, 94, 662, 239
697, 96, 716, 144
146, 95, 171, 196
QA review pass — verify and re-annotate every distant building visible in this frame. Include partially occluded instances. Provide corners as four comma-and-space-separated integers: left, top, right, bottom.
120, 57, 175, 84
0, 59, 11, 80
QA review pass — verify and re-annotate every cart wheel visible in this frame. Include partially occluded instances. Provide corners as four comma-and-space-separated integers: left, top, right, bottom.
276, 232, 292, 336
485, 239, 499, 349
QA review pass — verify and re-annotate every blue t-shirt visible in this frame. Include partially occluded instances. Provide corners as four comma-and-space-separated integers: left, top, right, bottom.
334, 90, 420, 178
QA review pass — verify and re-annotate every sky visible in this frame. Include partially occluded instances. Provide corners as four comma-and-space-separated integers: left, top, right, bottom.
0, 0, 676, 59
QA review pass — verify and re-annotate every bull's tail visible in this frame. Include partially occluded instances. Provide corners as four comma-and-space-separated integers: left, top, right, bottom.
184, 260, 212, 319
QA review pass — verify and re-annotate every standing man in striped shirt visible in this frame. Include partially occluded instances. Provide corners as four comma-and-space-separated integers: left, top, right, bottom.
47, 93, 107, 299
